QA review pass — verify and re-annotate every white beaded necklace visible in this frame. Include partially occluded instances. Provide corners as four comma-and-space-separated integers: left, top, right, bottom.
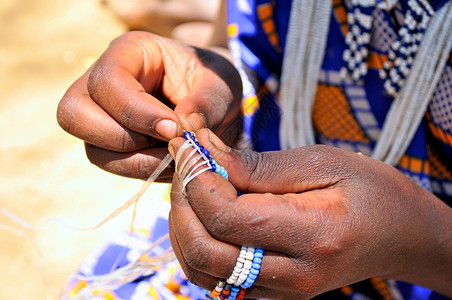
279, 0, 452, 166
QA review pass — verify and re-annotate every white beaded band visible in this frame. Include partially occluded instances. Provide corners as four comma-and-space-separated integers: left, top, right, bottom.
226, 246, 255, 286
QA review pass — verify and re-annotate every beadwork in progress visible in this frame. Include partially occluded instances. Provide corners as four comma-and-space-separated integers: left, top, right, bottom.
176, 132, 264, 300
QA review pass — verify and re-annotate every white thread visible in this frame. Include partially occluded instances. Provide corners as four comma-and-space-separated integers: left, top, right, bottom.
174, 139, 214, 194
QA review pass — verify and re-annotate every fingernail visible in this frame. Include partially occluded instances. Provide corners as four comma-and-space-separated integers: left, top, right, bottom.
207, 128, 230, 153
168, 142, 177, 159
154, 119, 177, 140
184, 112, 206, 132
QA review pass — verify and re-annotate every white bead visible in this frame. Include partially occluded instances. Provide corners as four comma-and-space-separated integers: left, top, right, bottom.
241, 268, 250, 275
388, 51, 396, 60
226, 277, 235, 284
362, 33, 370, 43
215, 286, 223, 292
235, 262, 244, 269
384, 80, 392, 91
340, 67, 348, 78
361, 47, 368, 57
237, 257, 245, 264
247, 247, 255, 253
238, 273, 248, 282
244, 259, 253, 269
234, 266, 242, 273
346, 33, 353, 44
245, 251, 254, 261
392, 41, 401, 51
379, 69, 387, 79
352, 69, 361, 81
343, 49, 351, 60
233, 270, 240, 277
360, 63, 367, 75
355, 52, 362, 62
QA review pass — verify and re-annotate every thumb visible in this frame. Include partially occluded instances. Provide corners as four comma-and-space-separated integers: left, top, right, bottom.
194, 129, 349, 194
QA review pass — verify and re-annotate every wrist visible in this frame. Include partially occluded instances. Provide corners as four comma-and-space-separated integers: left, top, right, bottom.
393, 190, 452, 297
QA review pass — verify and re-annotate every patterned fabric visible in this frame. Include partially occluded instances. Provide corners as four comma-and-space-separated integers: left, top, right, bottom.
65, 1, 452, 299
227, 0, 452, 299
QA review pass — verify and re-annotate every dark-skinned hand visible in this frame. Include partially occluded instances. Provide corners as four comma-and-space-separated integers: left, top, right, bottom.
168, 129, 452, 299
57, 31, 242, 182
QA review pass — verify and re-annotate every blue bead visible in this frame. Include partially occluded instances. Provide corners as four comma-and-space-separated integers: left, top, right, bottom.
255, 248, 263, 254
247, 273, 257, 280
210, 163, 216, 172
250, 268, 259, 275
230, 285, 240, 292
252, 263, 261, 270
253, 257, 262, 264
183, 131, 192, 139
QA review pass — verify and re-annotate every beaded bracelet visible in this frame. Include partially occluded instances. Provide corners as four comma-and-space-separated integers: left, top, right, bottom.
180, 132, 264, 299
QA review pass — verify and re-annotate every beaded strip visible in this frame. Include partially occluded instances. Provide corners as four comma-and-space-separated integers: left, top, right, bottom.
340, 0, 374, 81
179, 132, 264, 299
341, 0, 449, 97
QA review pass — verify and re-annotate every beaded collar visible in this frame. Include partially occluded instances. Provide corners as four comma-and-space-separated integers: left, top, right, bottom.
341, 0, 451, 97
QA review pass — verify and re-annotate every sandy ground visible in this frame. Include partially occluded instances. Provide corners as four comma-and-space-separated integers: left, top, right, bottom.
0, 1, 174, 299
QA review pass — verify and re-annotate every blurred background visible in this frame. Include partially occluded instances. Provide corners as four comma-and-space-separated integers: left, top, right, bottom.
0, 0, 219, 299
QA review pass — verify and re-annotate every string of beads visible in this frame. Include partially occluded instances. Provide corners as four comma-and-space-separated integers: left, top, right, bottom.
178, 132, 264, 300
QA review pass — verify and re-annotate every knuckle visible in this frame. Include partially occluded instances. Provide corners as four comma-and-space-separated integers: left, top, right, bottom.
183, 232, 213, 272
205, 208, 238, 239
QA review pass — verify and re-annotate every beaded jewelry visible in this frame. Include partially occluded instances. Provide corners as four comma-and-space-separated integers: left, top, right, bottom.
279, 0, 452, 167
341, 0, 448, 95
177, 132, 264, 299
340, 0, 374, 82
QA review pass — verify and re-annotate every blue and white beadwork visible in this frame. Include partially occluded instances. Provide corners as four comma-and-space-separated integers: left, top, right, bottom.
341, 0, 445, 98
379, 0, 436, 97
183, 131, 228, 180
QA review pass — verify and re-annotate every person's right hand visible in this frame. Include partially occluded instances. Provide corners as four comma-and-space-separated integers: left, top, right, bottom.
57, 31, 242, 182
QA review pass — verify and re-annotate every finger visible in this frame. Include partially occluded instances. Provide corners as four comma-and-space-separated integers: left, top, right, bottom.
84, 143, 174, 182
173, 47, 242, 135
169, 164, 324, 295
87, 32, 241, 142
87, 32, 183, 140
168, 135, 347, 253
168, 213, 217, 289
193, 128, 351, 194
57, 70, 160, 152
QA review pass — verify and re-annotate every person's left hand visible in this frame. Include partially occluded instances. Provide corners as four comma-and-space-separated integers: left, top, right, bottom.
167, 129, 452, 299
